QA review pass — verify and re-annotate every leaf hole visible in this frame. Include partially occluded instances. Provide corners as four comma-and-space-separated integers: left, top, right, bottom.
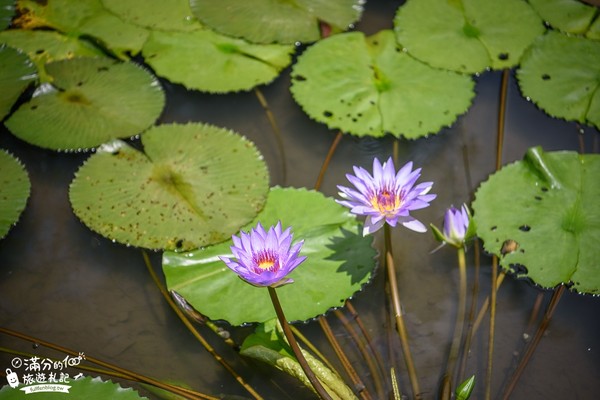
518, 225, 531, 232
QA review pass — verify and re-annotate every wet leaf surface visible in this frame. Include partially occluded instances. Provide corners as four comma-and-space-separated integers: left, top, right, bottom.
69, 123, 269, 251
0, 44, 36, 120
6, 57, 164, 150
473, 147, 600, 294
394, 0, 545, 73
290, 30, 474, 138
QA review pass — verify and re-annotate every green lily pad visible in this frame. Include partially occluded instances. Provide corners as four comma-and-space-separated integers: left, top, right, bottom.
0, 376, 147, 399
0, 29, 105, 79
0, 149, 30, 239
142, 28, 294, 93
517, 31, 600, 130
0, 45, 36, 120
163, 187, 377, 325
101, 0, 201, 32
394, 0, 545, 73
528, 0, 599, 37
15, 0, 149, 58
189, 0, 363, 44
0, 0, 14, 30
472, 147, 600, 295
5, 57, 164, 150
290, 30, 475, 138
69, 123, 269, 251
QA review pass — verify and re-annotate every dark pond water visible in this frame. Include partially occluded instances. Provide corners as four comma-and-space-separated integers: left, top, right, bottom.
1, 1, 599, 399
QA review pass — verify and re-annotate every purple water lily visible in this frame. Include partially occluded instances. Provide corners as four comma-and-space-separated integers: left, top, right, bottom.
443, 205, 470, 246
337, 157, 436, 235
219, 221, 306, 288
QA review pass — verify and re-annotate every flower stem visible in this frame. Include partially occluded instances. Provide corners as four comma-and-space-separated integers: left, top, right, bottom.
384, 224, 421, 399
485, 256, 499, 400
441, 247, 468, 398
268, 286, 333, 400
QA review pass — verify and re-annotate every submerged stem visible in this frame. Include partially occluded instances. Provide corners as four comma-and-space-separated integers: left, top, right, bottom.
268, 287, 333, 400
142, 251, 264, 400
254, 88, 287, 184
0, 327, 215, 400
384, 224, 421, 399
501, 285, 566, 399
315, 131, 343, 190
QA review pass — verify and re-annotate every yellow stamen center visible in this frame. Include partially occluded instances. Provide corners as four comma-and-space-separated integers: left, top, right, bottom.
371, 189, 402, 216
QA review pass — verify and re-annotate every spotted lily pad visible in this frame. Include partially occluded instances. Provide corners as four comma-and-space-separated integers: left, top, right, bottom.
472, 147, 600, 294
517, 31, 600, 130
189, 0, 363, 44
0, 376, 148, 399
0, 149, 30, 239
69, 123, 269, 251
528, 0, 599, 38
142, 28, 294, 93
0, 29, 105, 79
394, 0, 545, 73
0, 45, 36, 120
0, 0, 14, 30
15, 0, 149, 58
101, 0, 201, 32
5, 57, 164, 150
290, 30, 474, 138
163, 187, 377, 325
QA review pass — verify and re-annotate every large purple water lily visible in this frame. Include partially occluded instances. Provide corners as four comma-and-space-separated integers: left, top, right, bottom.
337, 157, 436, 235
219, 221, 306, 288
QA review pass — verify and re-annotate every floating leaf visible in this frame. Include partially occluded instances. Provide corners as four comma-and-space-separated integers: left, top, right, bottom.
142, 28, 294, 93
101, 0, 201, 32
163, 187, 377, 325
189, 0, 363, 44
6, 57, 164, 150
290, 30, 474, 138
15, 0, 149, 58
528, 0, 599, 37
0, 45, 36, 120
0, 29, 105, 78
0, 0, 14, 30
517, 30, 600, 130
394, 0, 545, 73
0, 149, 30, 239
70, 123, 269, 251
0, 376, 148, 399
472, 147, 600, 294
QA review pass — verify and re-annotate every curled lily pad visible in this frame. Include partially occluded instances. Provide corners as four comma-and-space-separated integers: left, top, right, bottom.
142, 28, 294, 93
472, 147, 600, 295
0, 44, 36, 120
6, 57, 164, 150
517, 30, 600, 129
394, 0, 545, 73
0, 0, 14, 30
290, 30, 474, 138
69, 123, 269, 251
0, 149, 30, 239
163, 187, 377, 325
528, 0, 599, 38
0, 376, 148, 398
101, 0, 201, 32
189, 0, 363, 45
15, 0, 149, 58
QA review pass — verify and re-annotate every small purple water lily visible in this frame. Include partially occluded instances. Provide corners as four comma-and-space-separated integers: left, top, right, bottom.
431, 204, 474, 249
219, 221, 306, 288
337, 157, 436, 235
